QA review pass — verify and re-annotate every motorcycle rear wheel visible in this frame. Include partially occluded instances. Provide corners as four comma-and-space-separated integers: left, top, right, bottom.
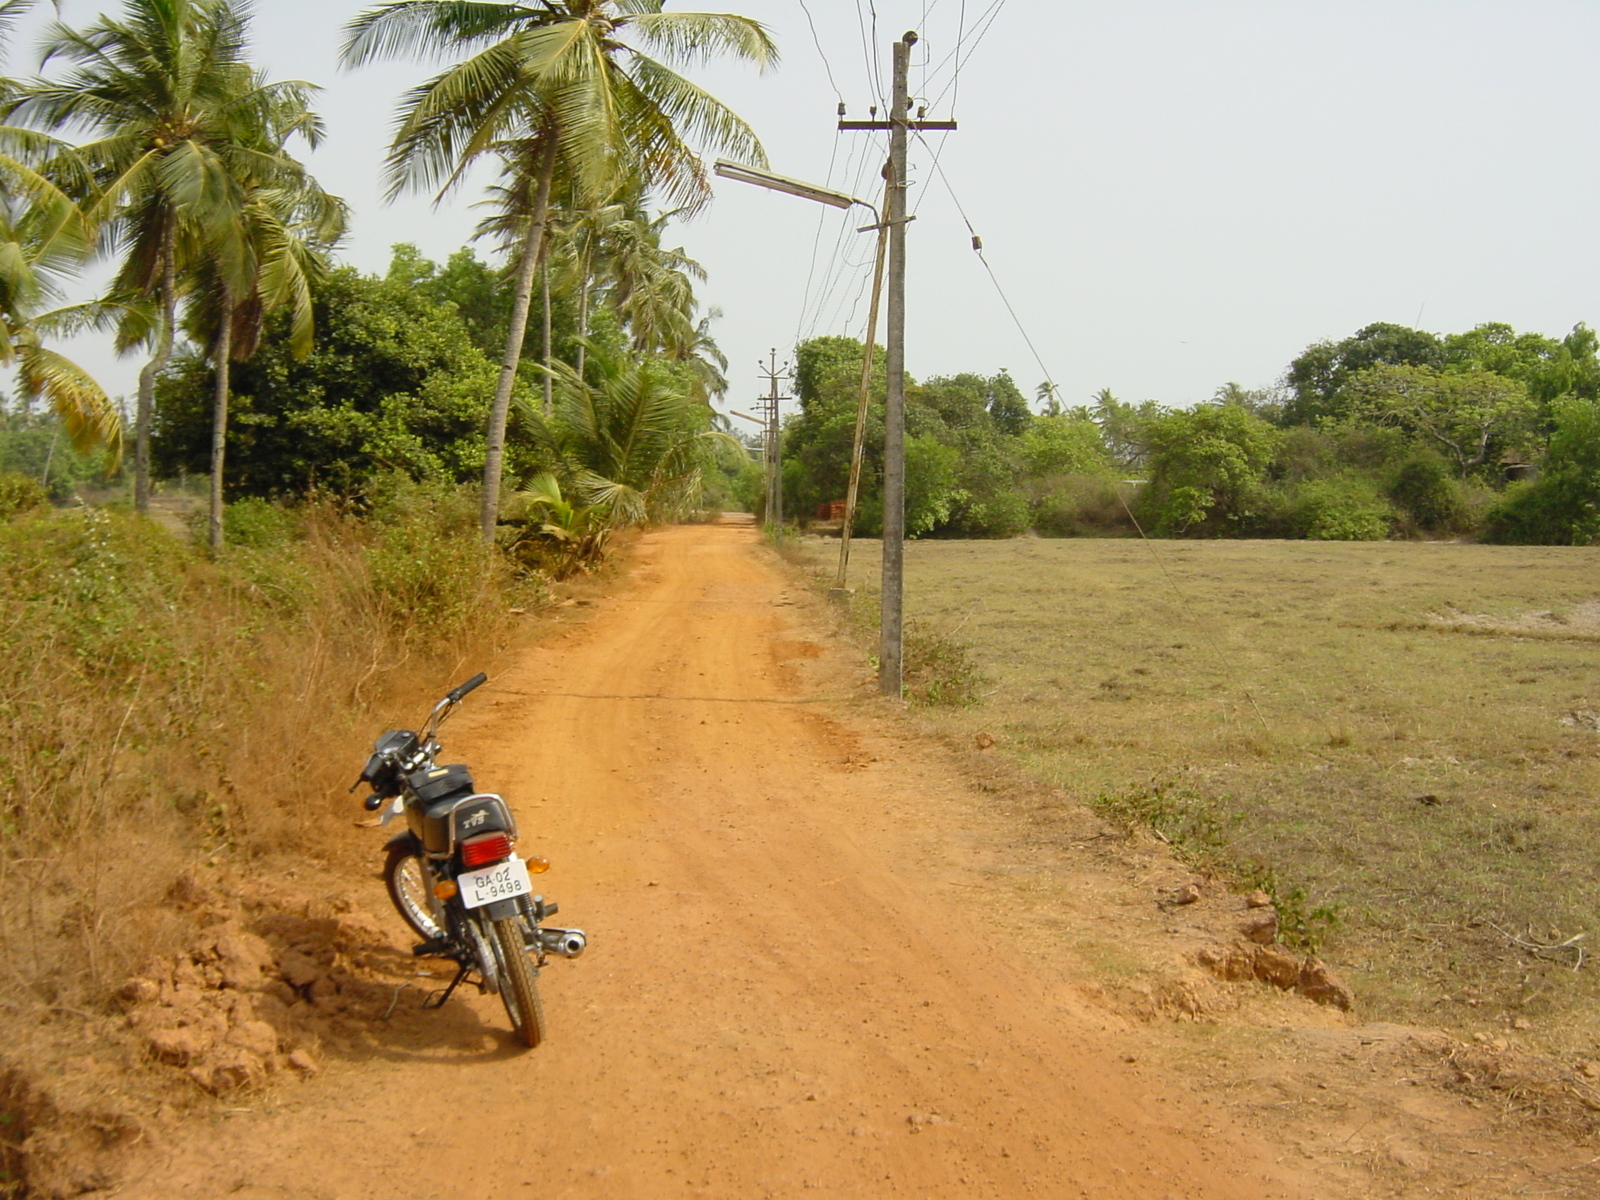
384, 840, 445, 943
492, 916, 546, 1048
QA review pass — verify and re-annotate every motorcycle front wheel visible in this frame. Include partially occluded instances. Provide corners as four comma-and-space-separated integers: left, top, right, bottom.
492, 916, 546, 1048
384, 839, 445, 943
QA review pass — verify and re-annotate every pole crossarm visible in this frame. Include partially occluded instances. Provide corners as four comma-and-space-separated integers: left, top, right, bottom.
836, 120, 957, 131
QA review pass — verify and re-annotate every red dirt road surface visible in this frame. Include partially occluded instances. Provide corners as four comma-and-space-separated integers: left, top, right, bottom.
118, 523, 1311, 1199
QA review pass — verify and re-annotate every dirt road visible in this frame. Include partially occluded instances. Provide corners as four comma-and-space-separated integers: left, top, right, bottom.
119, 522, 1308, 1199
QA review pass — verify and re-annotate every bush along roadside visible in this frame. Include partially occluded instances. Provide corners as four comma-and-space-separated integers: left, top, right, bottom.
822, 579, 990, 707
0, 481, 547, 1023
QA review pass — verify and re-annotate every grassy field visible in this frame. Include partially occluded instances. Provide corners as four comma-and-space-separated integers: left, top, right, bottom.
797, 533, 1600, 1045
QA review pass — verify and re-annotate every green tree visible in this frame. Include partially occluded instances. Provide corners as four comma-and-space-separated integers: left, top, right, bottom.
1443, 321, 1600, 407
1022, 414, 1109, 478
152, 264, 499, 495
1482, 397, 1600, 545
1091, 389, 1163, 470
1340, 363, 1536, 476
15, 0, 317, 512
1284, 322, 1445, 426
388, 242, 518, 359
185, 86, 345, 550
794, 334, 881, 412
1139, 403, 1283, 534
342, 0, 776, 541
0, 162, 123, 458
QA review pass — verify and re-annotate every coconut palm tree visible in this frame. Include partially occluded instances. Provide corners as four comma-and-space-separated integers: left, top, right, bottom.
516, 340, 738, 525
0, 4, 125, 456
180, 82, 345, 551
11, 0, 321, 513
341, 0, 776, 541
478, 169, 722, 399
0, 183, 124, 457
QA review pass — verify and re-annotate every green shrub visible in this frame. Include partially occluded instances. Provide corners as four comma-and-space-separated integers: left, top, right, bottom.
1031, 476, 1138, 537
1138, 404, 1282, 536
0, 472, 49, 520
903, 619, 990, 706
945, 489, 1031, 539
1285, 477, 1394, 541
364, 478, 496, 638
1482, 476, 1600, 545
1388, 456, 1468, 533
1021, 415, 1109, 477
1482, 398, 1600, 545
224, 496, 296, 548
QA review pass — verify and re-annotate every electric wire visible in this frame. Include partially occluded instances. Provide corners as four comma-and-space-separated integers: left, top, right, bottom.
796, 0, 845, 103
914, 131, 1059, 404
911, 134, 1274, 735
799, 133, 884, 343
797, 136, 864, 337
951, 0, 967, 115
921, 0, 1004, 114
868, 1, 885, 104
797, 135, 872, 339
791, 131, 844, 357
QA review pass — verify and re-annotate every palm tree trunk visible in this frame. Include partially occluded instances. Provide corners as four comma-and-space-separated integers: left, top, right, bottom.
541, 256, 553, 419
209, 301, 232, 553
480, 131, 559, 544
134, 222, 178, 514
576, 240, 591, 380
576, 280, 589, 379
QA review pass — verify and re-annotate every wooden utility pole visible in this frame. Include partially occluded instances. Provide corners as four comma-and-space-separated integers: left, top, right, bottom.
757, 349, 789, 530
839, 31, 955, 696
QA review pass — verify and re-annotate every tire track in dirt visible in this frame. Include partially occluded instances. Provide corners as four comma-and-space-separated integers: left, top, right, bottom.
118, 522, 1308, 1199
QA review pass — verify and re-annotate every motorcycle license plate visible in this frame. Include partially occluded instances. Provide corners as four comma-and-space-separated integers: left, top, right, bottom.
459, 856, 532, 909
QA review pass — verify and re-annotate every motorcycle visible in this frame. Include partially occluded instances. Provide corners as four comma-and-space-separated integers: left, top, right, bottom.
353, 672, 585, 1047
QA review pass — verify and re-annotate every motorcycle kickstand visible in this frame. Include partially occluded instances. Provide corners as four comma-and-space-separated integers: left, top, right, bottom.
421, 960, 474, 1010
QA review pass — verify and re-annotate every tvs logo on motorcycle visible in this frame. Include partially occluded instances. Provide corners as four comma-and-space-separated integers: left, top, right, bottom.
462, 809, 489, 830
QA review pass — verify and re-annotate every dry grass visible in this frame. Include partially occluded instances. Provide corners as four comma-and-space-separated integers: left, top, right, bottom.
800, 533, 1600, 1049
0, 485, 543, 1024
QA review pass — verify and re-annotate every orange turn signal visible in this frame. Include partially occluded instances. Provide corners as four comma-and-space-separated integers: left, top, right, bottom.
434, 879, 458, 899
527, 856, 551, 874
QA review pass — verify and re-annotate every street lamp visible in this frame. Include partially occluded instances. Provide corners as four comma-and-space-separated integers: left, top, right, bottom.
714, 160, 871, 216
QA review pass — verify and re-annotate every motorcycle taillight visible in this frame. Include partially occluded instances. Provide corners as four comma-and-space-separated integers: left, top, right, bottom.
461, 832, 513, 869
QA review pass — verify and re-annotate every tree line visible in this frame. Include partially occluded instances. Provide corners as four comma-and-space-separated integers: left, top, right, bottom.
0, 0, 772, 563
779, 320, 1600, 545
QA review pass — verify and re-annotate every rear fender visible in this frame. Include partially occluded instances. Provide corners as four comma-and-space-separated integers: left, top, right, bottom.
384, 830, 424, 855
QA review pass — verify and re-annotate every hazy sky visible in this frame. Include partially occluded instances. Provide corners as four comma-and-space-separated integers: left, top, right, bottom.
9, 1, 1600, 422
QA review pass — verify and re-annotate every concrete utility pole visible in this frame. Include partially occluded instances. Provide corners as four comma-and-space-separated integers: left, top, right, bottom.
839, 31, 956, 696
756, 349, 790, 530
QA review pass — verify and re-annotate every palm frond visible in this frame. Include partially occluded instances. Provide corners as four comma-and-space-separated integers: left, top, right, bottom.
623, 11, 777, 73
15, 342, 122, 460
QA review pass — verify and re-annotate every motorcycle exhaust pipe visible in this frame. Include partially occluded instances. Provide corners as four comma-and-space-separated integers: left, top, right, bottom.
538, 927, 587, 958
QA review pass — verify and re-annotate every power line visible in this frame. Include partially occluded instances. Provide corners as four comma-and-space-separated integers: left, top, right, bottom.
909, 142, 1272, 736
922, 0, 1004, 114
914, 131, 1060, 403
796, 0, 844, 103
952, 0, 967, 115
798, 132, 884, 344
791, 132, 843, 356
853, 0, 886, 110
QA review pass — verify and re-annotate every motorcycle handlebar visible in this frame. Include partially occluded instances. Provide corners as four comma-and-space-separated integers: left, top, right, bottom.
446, 672, 487, 704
